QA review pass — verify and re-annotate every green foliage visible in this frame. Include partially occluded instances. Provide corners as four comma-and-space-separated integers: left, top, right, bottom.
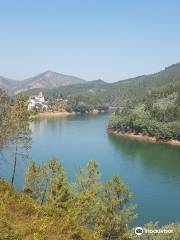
9, 94, 32, 185
64, 95, 108, 114
46, 158, 70, 210
77, 160, 101, 190
24, 160, 45, 201
94, 176, 136, 240
24, 158, 136, 239
0, 91, 32, 185
24, 158, 70, 211
10, 94, 30, 133
0, 89, 11, 148
109, 83, 180, 141
24, 63, 180, 108
0, 178, 95, 240
1, 159, 180, 239
70, 160, 136, 239
0, 91, 31, 148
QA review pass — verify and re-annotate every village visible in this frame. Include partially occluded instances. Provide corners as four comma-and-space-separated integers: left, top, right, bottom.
28, 92, 48, 111
27, 91, 109, 115
27, 92, 69, 113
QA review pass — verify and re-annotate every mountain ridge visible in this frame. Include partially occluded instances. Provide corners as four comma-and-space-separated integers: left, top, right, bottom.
0, 70, 86, 94
25, 62, 179, 107
1, 62, 180, 97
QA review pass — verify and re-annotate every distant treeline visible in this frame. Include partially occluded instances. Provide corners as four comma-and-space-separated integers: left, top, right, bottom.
47, 94, 109, 114
23, 63, 180, 109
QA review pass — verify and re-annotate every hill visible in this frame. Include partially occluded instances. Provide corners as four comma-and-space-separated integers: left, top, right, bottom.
23, 63, 180, 107
0, 76, 19, 94
103, 62, 180, 106
1, 62, 180, 107
0, 71, 86, 94
109, 81, 180, 143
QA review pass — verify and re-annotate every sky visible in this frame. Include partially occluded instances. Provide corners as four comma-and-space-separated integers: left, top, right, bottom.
0, 0, 180, 82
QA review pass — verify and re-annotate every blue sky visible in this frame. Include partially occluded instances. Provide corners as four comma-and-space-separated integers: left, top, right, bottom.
0, 0, 180, 82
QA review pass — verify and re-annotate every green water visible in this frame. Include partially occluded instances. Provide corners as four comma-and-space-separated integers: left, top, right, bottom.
1, 113, 180, 226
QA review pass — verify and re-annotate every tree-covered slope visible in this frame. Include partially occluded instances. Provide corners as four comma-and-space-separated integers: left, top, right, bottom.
109, 82, 180, 142
23, 63, 180, 107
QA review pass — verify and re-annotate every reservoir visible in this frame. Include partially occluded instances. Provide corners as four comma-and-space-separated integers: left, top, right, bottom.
1, 113, 180, 226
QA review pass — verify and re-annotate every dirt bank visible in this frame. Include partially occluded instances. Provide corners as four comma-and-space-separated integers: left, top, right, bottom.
108, 129, 180, 146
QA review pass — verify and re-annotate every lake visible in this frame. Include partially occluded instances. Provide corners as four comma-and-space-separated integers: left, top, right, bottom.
0, 113, 180, 226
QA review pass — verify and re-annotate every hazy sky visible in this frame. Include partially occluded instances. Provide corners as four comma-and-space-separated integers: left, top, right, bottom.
0, 0, 180, 82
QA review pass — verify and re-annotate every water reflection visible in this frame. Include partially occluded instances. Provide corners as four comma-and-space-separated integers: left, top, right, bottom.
108, 134, 180, 180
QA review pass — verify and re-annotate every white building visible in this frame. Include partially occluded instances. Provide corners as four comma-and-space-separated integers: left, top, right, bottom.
28, 92, 48, 111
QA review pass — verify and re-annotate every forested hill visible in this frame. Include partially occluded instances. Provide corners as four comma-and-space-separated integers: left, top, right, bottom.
109, 81, 180, 142
23, 63, 180, 107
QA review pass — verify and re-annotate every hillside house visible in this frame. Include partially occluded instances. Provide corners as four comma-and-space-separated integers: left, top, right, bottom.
28, 92, 48, 111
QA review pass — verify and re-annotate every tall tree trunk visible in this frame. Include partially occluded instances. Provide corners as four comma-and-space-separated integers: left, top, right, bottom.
41, 178, 48, 205
11, 144, 18, 185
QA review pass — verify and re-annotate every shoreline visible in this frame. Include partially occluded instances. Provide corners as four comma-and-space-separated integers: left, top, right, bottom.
108, 129, 180, 146
31, 110, 109, 119
37, 111, 75, 117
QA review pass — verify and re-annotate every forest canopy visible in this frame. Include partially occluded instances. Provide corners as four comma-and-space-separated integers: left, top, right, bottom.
109, 82, 180, 141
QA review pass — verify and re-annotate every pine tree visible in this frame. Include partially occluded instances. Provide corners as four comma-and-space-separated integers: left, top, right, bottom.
0, 89, 11, 149
74, 160, 136, 239
95, 176, 136, 240
24, 160, 45, 201
24, 158, 70, 210
46, 157, 70, 210
10, 94, 31, 185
